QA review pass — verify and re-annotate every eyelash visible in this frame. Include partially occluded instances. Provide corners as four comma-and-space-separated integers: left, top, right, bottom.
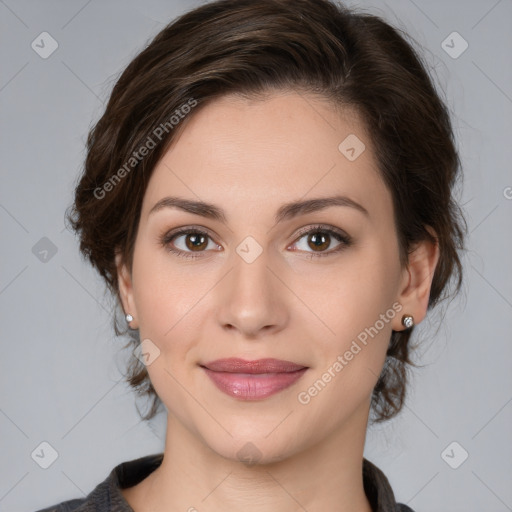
160, 224, 353, 260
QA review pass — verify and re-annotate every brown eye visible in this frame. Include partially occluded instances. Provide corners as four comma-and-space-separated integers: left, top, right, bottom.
161, 228, 221, 259
307, 232, 331, 251
184, 233, 208, 251
290, 225, 352, 258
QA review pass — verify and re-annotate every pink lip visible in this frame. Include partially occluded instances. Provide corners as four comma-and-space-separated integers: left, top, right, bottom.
201, 358, 308, 400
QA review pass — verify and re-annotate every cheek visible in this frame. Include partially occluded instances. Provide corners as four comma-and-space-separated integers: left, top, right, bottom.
296, 246, 399, 341
298, 245, 401, 406
131, 239, 205, 338
129, 244, 206, 415
294, 270, 399, 424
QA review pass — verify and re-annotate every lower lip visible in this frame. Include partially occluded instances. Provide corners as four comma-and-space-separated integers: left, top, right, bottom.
202, 367, 308, 400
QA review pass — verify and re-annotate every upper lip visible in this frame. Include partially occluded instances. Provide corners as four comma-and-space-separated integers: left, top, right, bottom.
201, 358, 307, 374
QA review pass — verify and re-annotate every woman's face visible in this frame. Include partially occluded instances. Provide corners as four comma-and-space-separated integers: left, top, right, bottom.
118, 91, 416, 463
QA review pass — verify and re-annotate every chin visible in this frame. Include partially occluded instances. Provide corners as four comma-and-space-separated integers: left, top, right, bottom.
200, 427, 304, 467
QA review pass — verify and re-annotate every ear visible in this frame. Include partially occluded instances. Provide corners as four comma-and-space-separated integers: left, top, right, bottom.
115, 251, 139, 329
393, 227, 440, 331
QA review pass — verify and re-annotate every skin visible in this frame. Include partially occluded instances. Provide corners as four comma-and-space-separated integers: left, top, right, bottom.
116, 90, 439, 512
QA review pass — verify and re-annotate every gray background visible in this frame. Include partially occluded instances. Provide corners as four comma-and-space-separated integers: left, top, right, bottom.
1, 0, 511, 511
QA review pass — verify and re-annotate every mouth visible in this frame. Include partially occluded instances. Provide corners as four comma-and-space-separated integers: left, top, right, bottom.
200, 358, 308, 400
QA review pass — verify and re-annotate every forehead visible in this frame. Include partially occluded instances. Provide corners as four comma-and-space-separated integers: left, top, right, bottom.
141, 91, 392, 225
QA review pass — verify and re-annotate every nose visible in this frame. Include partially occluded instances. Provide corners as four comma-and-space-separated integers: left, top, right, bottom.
216, 249, 289, 339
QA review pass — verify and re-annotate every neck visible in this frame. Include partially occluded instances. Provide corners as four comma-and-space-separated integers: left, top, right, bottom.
130, 406, 373, 512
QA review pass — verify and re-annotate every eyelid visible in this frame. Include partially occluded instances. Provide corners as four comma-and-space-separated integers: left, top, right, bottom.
161, 225, 217, 242
290, 224, 350, 244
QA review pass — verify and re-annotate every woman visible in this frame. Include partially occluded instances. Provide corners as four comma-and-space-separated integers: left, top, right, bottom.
36, 0, 466, 510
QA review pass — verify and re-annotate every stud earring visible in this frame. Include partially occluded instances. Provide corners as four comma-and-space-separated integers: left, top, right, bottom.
401, 314, 414, 329
125, 314, 134, 323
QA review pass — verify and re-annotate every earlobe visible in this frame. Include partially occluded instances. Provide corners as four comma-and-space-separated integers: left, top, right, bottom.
395, 229, 440, 330
115, 252, 138, 329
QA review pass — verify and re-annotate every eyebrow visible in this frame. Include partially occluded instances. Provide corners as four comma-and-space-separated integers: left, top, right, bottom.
148, 195, 369, 224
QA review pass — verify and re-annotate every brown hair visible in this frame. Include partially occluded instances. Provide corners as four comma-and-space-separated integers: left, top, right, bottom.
68, 0, 467, 424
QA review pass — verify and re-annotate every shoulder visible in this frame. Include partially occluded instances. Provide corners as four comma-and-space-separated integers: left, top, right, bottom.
33, 482, 108, 512
33, 497, 90, 512
396, 504, 415, 512
33, 453, 164, 512
32, 470, 113, 512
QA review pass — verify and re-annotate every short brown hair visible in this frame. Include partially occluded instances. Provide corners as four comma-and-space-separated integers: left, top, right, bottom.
68, 0, 467, 424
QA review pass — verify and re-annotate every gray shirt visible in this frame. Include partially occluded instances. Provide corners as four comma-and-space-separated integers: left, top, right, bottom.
35, 453, 415, 512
